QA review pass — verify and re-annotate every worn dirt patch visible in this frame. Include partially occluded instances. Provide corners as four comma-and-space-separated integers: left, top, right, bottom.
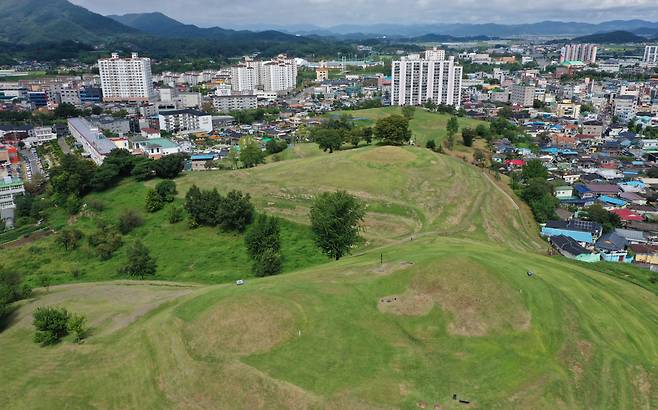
378, 292, 434, 316
378, 258, 531, 337
185, 295, 297, 357
8, 281, 196, 336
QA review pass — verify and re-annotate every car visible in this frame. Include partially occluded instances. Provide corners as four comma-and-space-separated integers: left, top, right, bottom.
235, 279, 245, 286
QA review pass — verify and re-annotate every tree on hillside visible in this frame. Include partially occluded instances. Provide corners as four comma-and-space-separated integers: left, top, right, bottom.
103, 149, 136, 177
217, 190, 254, 232
462, 127, 476, 147
401, 105, 416, 119
117, 210, 144, 235
522, 159, 548, 181
0, 268, 30, 319
314, 128, 344, 153
49, 154, 97, 198
446, 117, 459, 149
245, 214, 281, 259
310, 191, 366, 260
374, 115, 412, 145
155, 180, 177, 203
56, 228, 83, 251
121, 240, 157, 279
131, 157, 155, 181
240, 136, 265, 167
184, 185, 222, 227
145, 189, 164, 213
426, 139, 437, 151
245, 214, 282, 276
153, 153, 187, 179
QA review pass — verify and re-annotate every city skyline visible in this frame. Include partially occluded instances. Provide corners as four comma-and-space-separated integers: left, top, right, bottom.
69, 0, 658, 29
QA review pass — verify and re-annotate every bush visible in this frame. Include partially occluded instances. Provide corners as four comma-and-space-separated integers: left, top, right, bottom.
168, 205, 184, 224
68, 314, 87, 343
245, 214, 281, 259
155, 180, 177, 203
56, 228, 83, 251
145, 189, 164, 213
88, 223, 123, 260
121, 240, 157, 279
252, 248, 283, 277
86, 199, 105, 212
117, 210, 144, 234
33, 306, 70, 346
217, 190, 254, 232
426, 139, 436, 151
153, 154, 187, 179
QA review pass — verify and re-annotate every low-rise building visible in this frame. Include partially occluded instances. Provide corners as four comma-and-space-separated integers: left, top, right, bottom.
68, 117, 116, 164
158, 109, 213, 134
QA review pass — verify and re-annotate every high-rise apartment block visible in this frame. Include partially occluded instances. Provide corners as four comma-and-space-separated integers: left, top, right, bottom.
560, 44, 598, 64
390, 48, 462, 107
98, 53, 155, 102
643, 46, 658, 65
230, 55, 297, 93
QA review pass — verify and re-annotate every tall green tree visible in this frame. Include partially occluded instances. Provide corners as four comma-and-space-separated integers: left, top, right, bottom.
121, 240, 157, 279
239, 136, 265, 167
310, 191, 366, 260
217, 190, 254, 232
374, 115, 412, 145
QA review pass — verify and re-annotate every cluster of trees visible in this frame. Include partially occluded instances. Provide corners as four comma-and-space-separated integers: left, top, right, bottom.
311, 114, 372, 153
32, 306, 87, 346
184, 185, 254, 231
145, 180, 177, 213
582, 204, 622, 234
48, 151, 187, 214
515, 159, 558, 223
229, 108, 280, 124
0, 268, 32, 319
0, 102, 103, 126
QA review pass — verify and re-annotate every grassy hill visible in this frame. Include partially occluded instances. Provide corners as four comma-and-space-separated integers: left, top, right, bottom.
333, 107, 488, 157
1, 145, 656, 408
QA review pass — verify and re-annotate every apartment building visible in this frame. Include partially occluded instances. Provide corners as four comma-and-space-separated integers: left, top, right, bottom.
0, 176, 25, 228
510, 84, 536, 107
98, 53, 155, 102
390, 48, 462, 107
560, 44, 598, 64
614, 95, 638, 124
230, 55, 297, 93
212, 94, 258, 113
158, 109, 213, 134
643, 46, 658, 65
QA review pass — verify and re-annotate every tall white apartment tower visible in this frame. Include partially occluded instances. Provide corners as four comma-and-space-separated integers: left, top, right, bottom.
98, 53, 154, 102
391, 49, 463, 107
560, 44, 598, 64
230, 55, 297, 93
643, 46, 658, 65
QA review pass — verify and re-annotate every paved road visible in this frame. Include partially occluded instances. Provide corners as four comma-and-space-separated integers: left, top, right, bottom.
19, 148, 43, 181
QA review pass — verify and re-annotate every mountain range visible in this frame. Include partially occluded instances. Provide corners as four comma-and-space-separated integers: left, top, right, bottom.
0, 0, 657, 62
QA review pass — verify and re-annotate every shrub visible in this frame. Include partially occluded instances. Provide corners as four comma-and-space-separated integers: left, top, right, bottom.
117, 210, 144, 234
252, 248, 283, 277
217, 190, 254, 232
168, 205, 184, 224
245, 214, 281, 259
155, 180, 177, 203
121, 240, 157, 279
33, 306, 70, 346
86, 199, 105, 212
426, 139, 436, 151
145, 189, 164, 213
68, 314, 88, 343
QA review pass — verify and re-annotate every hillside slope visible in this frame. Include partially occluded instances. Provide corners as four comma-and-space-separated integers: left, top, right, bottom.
0, 0, 138, 43
1, 236, 656, 408
0, 146, 656, 408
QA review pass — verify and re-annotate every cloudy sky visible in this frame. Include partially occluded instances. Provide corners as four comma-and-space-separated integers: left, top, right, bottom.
69, 0, 658, 28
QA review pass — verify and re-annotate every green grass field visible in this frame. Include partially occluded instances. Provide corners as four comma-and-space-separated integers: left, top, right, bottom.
1, 145, 656, 409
